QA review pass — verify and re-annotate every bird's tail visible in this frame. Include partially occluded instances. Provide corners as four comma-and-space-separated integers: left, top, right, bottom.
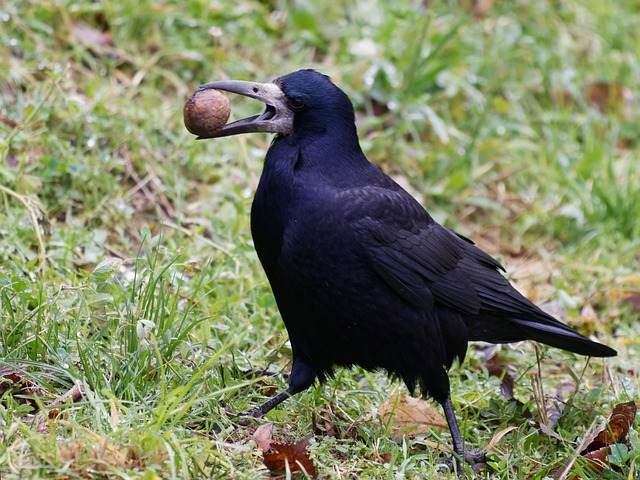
506, 314, 616, 357
467, 312, 616, 357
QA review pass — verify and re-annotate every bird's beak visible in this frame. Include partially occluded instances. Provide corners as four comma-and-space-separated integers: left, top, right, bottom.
195, 80, 294, 139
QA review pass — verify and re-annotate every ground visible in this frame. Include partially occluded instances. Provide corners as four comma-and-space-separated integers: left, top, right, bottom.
1, 1, 639, 478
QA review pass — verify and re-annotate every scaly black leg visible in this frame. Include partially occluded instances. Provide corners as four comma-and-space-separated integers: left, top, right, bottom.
439, 395, 486, 476
236, 359, 317, 425
441, 395, 465, 474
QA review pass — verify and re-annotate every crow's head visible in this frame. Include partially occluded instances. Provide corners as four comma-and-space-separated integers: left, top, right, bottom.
196, 69, 355, 139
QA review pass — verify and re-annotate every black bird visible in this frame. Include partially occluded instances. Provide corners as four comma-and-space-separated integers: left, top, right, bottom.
196, 70, 616, 470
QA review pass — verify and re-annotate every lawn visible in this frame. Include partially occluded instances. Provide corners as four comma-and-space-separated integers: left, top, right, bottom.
1, 0, 639, 478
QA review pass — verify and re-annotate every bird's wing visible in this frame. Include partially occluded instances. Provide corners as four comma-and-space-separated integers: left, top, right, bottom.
346, 186, 533, 316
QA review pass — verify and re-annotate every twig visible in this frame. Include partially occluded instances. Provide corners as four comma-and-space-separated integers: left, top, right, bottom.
533, 345, 548, 426
35, 380, 86, 433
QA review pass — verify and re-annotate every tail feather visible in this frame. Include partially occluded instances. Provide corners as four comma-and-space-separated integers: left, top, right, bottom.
466, 312, 616, 358
509, 317, 616, 357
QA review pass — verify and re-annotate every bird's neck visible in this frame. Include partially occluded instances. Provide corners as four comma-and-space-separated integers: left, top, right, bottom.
266, 130, 372, 188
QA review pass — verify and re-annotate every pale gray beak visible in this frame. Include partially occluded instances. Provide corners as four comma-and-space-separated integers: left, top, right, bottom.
196, 80, 294, 139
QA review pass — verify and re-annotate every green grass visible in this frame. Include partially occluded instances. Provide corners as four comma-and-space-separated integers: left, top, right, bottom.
1, 0, 639, 478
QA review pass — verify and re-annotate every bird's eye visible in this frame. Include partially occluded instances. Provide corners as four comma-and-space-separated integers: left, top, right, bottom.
289, 97, 305, 109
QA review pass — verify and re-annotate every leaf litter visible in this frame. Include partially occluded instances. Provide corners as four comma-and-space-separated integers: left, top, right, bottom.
377, 391, 447, 438
555, 401, 637, 479
251, 423, 317, 478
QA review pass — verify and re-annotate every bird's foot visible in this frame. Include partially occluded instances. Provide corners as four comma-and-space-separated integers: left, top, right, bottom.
234, 415, 261, 427
464, 449, 486, 465
225, 405, 264, 427
437, 449, 486, 477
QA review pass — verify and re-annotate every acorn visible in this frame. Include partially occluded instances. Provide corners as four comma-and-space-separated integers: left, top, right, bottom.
183, 88, 231, 136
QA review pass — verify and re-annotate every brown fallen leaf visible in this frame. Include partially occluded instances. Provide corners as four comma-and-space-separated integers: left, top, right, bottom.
499, 371, 516, 400
251, 424, 316, 477
486, 426, 519, 452
0, 365, 25, 397
378, 392, 447, 438
482, 345, 511, 379
554, 401, 637, 479
580, 445, 618, 476
584, 82, 630, 116
580, 401, 637, 455
379, 452, 393, 463
0, 364, 49, 411
262, 435, 316, 478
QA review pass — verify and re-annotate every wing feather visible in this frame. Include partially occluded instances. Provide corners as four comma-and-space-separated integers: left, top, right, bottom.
342, 183, 615, 358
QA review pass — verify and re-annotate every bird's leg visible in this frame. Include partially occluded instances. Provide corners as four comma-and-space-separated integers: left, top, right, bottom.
439, 395, 486, 475
236, 388, 296, 424
441, 395, 465, 473
235, 359, 317, 425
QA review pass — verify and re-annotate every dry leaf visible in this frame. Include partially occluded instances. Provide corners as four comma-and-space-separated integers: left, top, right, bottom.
0, 365, 25, 397
584, 82, 630, 116
262, 435, 316, 477
251, 423, 273, 451
0, 113, 18, 128
554, 401, 637, 479
378, 393, 447, 438
581, 445, 614, 474
486, 426, 519, 452
535, 421, 565, 442
483, 346, 511, 378
0, 364, 48, 411
500, 372, 516, 400
564, 444, 630, 479
480, 347, 529, 413
581, 401, 636, 455
252, 425, 316, 478
379, 452, 393, 463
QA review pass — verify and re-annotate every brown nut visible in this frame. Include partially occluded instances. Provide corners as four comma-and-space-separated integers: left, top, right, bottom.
183, 88, 231, 136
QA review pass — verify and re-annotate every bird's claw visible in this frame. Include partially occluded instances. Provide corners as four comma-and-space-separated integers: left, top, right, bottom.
437, 449, 486, 477
233, 414, 261, 427
464, 449, 486, 464
233, 413, 258, 427
224, 404, 265, 427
